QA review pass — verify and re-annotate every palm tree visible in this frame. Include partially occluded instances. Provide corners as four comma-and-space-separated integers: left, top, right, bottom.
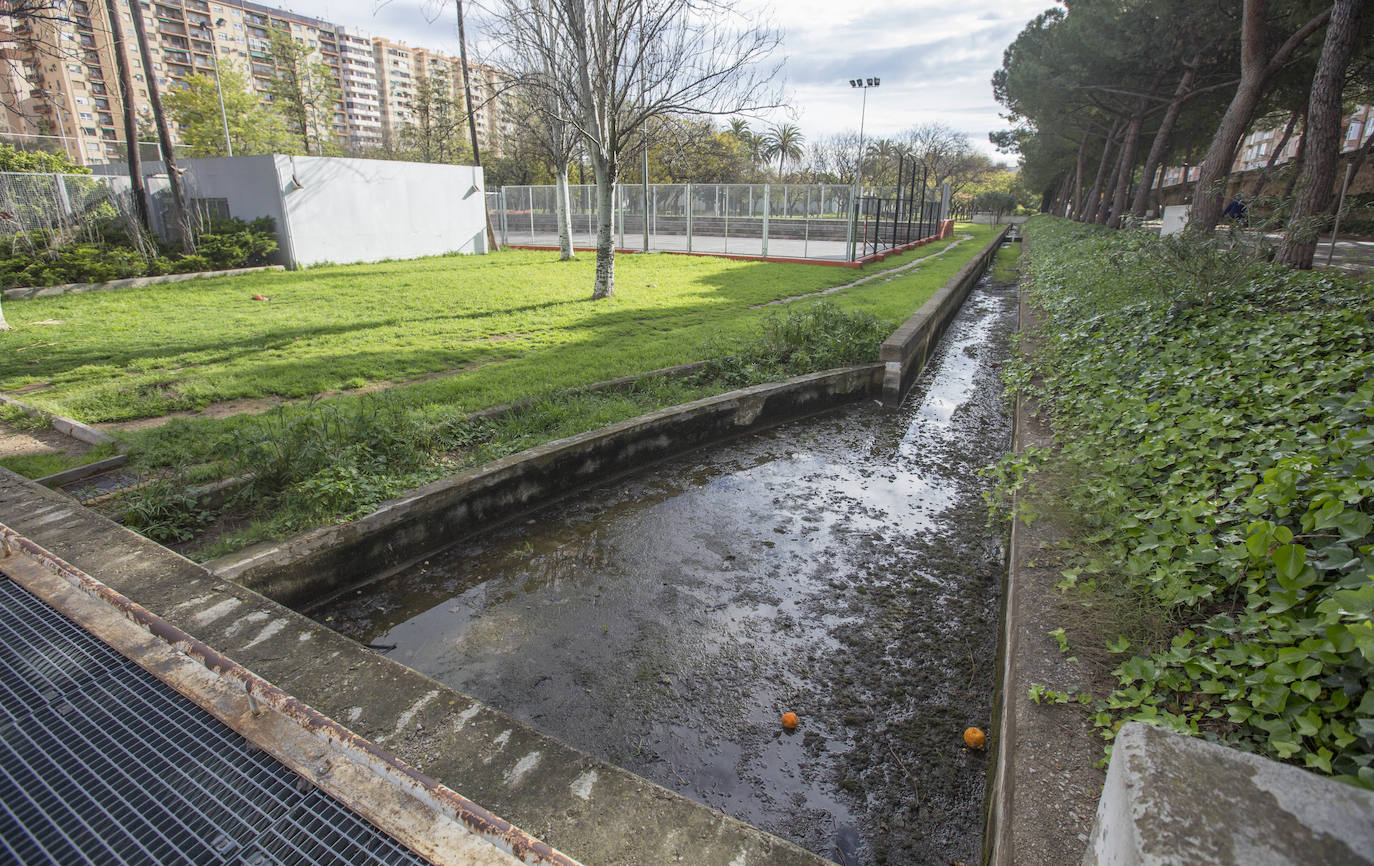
763, 122, 805, 179
866, 138, 900, 186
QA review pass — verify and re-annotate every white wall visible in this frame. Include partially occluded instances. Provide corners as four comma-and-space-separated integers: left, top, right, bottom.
181, 155, 488, 268
272, 156, 487, 267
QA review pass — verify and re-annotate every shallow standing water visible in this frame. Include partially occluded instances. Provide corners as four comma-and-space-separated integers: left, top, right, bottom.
314, 274, 1018, 865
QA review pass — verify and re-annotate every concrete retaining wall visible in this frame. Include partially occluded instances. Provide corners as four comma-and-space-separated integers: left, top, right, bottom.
880, 225, 1009, 405
1084, 723, 1374, 865
208, 364, 883, 606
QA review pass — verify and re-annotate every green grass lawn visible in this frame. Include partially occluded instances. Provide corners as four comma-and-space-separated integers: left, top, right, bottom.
0, 226, 996, 554
0, 224, 992, 424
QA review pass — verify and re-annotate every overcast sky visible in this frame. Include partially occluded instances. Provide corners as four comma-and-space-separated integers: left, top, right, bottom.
278, 0, 1056, 159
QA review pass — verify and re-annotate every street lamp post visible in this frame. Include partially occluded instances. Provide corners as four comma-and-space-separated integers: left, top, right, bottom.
201, 19, 233, 156
848, 77, 879, 261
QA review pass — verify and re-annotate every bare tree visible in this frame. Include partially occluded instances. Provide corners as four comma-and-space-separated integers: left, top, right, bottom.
486, 0, 580, 259
495, 0, 780, 299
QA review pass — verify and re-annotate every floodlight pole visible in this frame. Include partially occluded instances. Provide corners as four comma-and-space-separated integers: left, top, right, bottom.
204, 21, 233, 156
848, 77, 878, 261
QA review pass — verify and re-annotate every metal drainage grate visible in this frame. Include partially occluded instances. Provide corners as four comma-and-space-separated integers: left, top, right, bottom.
0, 574, 433, 865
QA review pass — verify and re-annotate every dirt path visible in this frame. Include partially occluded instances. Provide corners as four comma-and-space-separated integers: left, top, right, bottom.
0, 419, 89, 466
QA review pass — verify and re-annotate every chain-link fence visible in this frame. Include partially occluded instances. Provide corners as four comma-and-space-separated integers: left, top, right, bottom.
0, 171, 194, 257
492, 182, 940, 262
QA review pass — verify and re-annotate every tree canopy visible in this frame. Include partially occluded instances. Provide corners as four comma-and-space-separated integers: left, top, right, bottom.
163, 61, 295, 157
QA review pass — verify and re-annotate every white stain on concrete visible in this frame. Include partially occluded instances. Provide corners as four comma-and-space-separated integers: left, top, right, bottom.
192, 598, 242, 626
730, 851, 748, 866
223, 610, 269, 637
505, 751, 542, 786
384, 689, 440, 741
241, 618, 287, 650
32, 509, 72, 526
570, 770, 598, 801
173, 593, 216, 612
298, 631, 312, 642
452, 703, 481, 731
347, 707, 363, 723
484, 729, 512, 764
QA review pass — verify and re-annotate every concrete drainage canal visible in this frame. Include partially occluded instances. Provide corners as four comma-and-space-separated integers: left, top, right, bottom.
308, 274, 1018, 865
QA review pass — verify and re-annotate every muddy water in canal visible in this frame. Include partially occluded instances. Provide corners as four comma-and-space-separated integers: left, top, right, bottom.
313, 275, 1018, 865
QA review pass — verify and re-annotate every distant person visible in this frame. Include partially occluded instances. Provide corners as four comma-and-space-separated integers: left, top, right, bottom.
1223, 196, 1248, 224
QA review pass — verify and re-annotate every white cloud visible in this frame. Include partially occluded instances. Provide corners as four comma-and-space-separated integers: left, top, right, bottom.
280, 0, 1056, 157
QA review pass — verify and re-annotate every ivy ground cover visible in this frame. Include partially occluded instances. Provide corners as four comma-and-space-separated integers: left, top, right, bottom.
1010, 216, 1374, 787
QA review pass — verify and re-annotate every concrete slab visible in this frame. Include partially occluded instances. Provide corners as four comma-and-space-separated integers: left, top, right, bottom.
1084, 723, 1374, 866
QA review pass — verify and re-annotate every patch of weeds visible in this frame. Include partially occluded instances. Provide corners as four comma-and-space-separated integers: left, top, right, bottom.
120, 476, 216, 544
692, 302, 886, 389
0, 404, 48, 430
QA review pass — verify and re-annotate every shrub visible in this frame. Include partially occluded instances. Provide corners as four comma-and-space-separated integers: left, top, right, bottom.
193, 216, 279, 269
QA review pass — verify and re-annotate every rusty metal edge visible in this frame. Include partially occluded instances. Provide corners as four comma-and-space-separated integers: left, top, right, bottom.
0, 523, 585, 866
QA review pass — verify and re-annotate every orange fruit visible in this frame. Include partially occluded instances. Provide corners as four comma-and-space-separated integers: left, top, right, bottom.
963, 727, 986, 749
781, 712, 799, 730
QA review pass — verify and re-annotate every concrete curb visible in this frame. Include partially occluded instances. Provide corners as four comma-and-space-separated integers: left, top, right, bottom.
206, 364, 883, 606
2, 265, 285, 300
0, 393, 115, 446
34, 453, 129, 489
880, 225, 1010, 406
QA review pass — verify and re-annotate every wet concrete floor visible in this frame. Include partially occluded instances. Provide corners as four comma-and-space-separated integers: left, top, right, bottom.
313, 274, 1018, 865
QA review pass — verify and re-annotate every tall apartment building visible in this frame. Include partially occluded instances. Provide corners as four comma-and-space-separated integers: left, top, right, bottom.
372, 36, 513, 157
1, 0, 514, 165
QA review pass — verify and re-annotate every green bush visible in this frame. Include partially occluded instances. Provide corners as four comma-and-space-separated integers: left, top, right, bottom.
0, 216, 278, 287
194, 216, 278, 269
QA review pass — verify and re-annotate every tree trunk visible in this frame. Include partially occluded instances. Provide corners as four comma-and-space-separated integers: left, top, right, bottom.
556, 163, 575, 260
1080, 119, 1120, 221
1131, 57, 1199, 221
0, 297, 9, 331
456, 0, 499, 253
1096, 127, 1127, 224
1250, 109, 1300, 196
1188, 1, 1331, 233
1067, 130, 1087, 218
592, 155, 616, 299
103, 0, 150, 234
1109, 102, 1146, 228
1276, 0, 1362, 269
128, 0, 193, 253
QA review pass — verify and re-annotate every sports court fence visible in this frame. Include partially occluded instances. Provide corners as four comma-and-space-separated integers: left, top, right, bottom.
490, 182, 946, 262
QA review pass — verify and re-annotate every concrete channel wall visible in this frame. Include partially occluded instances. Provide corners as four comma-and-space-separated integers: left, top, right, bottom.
208, 364, 884, 606
881, 225, 1010, 405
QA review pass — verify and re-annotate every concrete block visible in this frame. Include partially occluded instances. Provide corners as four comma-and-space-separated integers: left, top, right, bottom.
1161, 205, 1190, 237
1084, 722, 1374, 866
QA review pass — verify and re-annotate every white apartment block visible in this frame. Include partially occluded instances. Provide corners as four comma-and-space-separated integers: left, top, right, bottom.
1, 0, 515, 165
